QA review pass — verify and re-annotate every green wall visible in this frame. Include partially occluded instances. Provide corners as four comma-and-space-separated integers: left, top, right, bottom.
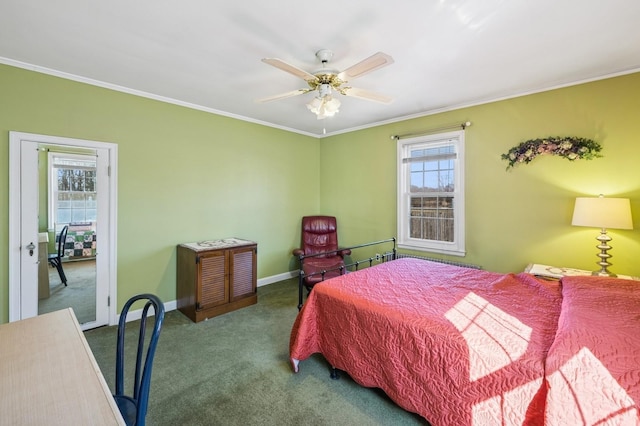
0, 64, 319, 322
320, 72, 640, 275
2, 63, 639, 324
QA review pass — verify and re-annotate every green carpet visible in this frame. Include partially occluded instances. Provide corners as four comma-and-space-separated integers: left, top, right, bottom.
40, 259, 96, 324
84, 278, 428, 425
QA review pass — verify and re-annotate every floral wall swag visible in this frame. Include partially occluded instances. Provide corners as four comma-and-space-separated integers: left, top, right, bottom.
501, 136, 602, 170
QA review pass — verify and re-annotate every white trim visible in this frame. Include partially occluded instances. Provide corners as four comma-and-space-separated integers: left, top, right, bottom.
117, 300, 177, 324
3, 56, 638, 140
8, 139, 34, 321
397, 243, 467, 257
9, 132, 118, 328
302, 67, 640, 137
119, 272, 296, 323
0, 57, 321, 139
397, 130, 465, 255
257, 270, 298, 287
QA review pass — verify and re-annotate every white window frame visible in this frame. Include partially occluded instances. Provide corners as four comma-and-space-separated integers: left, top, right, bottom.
48, 152, 98, 231
396, 130, 465, 256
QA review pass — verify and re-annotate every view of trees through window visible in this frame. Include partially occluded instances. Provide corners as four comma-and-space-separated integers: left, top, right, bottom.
408, 145, 455, 242
51, 156, 97, 226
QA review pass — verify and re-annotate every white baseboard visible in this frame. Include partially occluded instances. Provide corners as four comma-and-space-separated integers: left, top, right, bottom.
257, 270, 298, 287
118, 271, 298, 323
118, 299, 177, 323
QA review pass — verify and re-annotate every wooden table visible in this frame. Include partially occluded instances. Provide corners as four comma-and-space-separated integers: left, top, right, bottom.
0, 308, 125, 425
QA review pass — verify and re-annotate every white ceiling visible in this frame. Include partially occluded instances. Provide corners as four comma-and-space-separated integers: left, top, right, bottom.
1, 0, 640, 137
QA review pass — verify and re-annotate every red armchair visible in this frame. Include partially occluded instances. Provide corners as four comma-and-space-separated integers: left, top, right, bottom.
293, 216, 351, 290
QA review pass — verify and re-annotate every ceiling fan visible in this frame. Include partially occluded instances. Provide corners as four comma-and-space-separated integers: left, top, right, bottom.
257, 49, 394, 119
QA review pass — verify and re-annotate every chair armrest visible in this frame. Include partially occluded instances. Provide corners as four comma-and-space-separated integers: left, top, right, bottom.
338, 249, 351, 257
292, 248, 304, 257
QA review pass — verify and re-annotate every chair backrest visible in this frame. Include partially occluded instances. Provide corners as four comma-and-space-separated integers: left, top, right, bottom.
115, 294, 165, 426
300, 216, 339, 257
57, 225, 69, 258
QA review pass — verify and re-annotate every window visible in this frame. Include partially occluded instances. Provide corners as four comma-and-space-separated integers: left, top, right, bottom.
48, 153, 97, 231
397, 130, 465, 255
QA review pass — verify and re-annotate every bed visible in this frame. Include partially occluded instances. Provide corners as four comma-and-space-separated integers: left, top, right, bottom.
544, 275, 640, 425
289, 257, 640, 425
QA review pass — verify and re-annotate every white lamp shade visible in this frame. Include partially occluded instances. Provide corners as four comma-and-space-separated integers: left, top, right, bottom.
306, 97, 322, 112
572, 197, 633, 230
306, 95, 340, 119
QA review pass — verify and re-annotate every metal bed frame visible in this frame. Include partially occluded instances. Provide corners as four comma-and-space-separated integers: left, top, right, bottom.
295, 237, 397, 310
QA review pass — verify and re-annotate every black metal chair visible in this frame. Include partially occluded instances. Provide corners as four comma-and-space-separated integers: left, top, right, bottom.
113, 294, 165, 426
48, 225, 68, 286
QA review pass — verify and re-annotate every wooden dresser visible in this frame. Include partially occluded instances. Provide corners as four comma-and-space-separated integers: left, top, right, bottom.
177, 238, 257, 322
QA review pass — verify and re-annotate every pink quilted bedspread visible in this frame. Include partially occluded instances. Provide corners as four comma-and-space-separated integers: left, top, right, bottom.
544, 276, 640, 425
290, 258, 563, 425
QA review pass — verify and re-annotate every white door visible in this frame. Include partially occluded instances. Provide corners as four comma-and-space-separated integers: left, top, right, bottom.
9, 132, 118, 330
17, 141, 40, 318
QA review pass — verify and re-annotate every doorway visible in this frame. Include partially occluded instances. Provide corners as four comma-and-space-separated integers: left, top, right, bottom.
9, 132, 118, 330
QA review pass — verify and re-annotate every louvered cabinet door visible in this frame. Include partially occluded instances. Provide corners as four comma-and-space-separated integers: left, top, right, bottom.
197, 251, 228, 310
230, 246, 257, 301
176, 240, 258, 322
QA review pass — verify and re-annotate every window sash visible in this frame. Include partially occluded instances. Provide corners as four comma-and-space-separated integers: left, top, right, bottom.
409, 195, 455, 242
397, 131, 465, 256
48, 153, 97, 230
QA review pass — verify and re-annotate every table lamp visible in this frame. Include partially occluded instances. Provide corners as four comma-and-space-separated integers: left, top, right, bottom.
571, 195, 633, 277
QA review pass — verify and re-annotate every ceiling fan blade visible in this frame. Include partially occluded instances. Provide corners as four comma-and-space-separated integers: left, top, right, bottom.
343, 87, 393, 104
261, 58, 318, 82
339, 52, 394, 81
255, 89, 307, 103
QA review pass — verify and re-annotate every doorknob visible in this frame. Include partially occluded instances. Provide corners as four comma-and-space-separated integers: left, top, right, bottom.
26, 242, 36, 257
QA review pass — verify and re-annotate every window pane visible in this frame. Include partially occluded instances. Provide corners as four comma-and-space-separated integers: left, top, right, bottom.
72, 209, 86, 223
410, 162, 423, 172
71, 193, 85, 208
53, 158, 97, 227
57, 192, 71, 208
410, 172, 424, 191
425, 159, 439, 171
409, 196, 454, 242
441, 170, 454, 191
58, 170, 71, 191
85, 171, 96, 192
86, 194, 97, 209
57, 209, 71, 224
398, 132, 464, 253
424, 171, 439, 191
72, 170, 84, 191
408, 144, 456, 194
410, 149, 425, 158
86, 209, 97, 222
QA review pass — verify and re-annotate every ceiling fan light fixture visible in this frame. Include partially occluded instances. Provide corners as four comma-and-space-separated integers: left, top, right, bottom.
306, 95, 340, 119
317, 83, 332, 98
306, 96, 322, 112
260, 49, 393, 120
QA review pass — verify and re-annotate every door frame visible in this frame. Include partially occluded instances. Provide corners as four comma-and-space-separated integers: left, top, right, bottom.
8, 131, 118, 327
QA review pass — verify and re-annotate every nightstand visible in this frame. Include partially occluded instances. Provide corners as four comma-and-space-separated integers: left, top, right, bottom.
525, 263, 638, 281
